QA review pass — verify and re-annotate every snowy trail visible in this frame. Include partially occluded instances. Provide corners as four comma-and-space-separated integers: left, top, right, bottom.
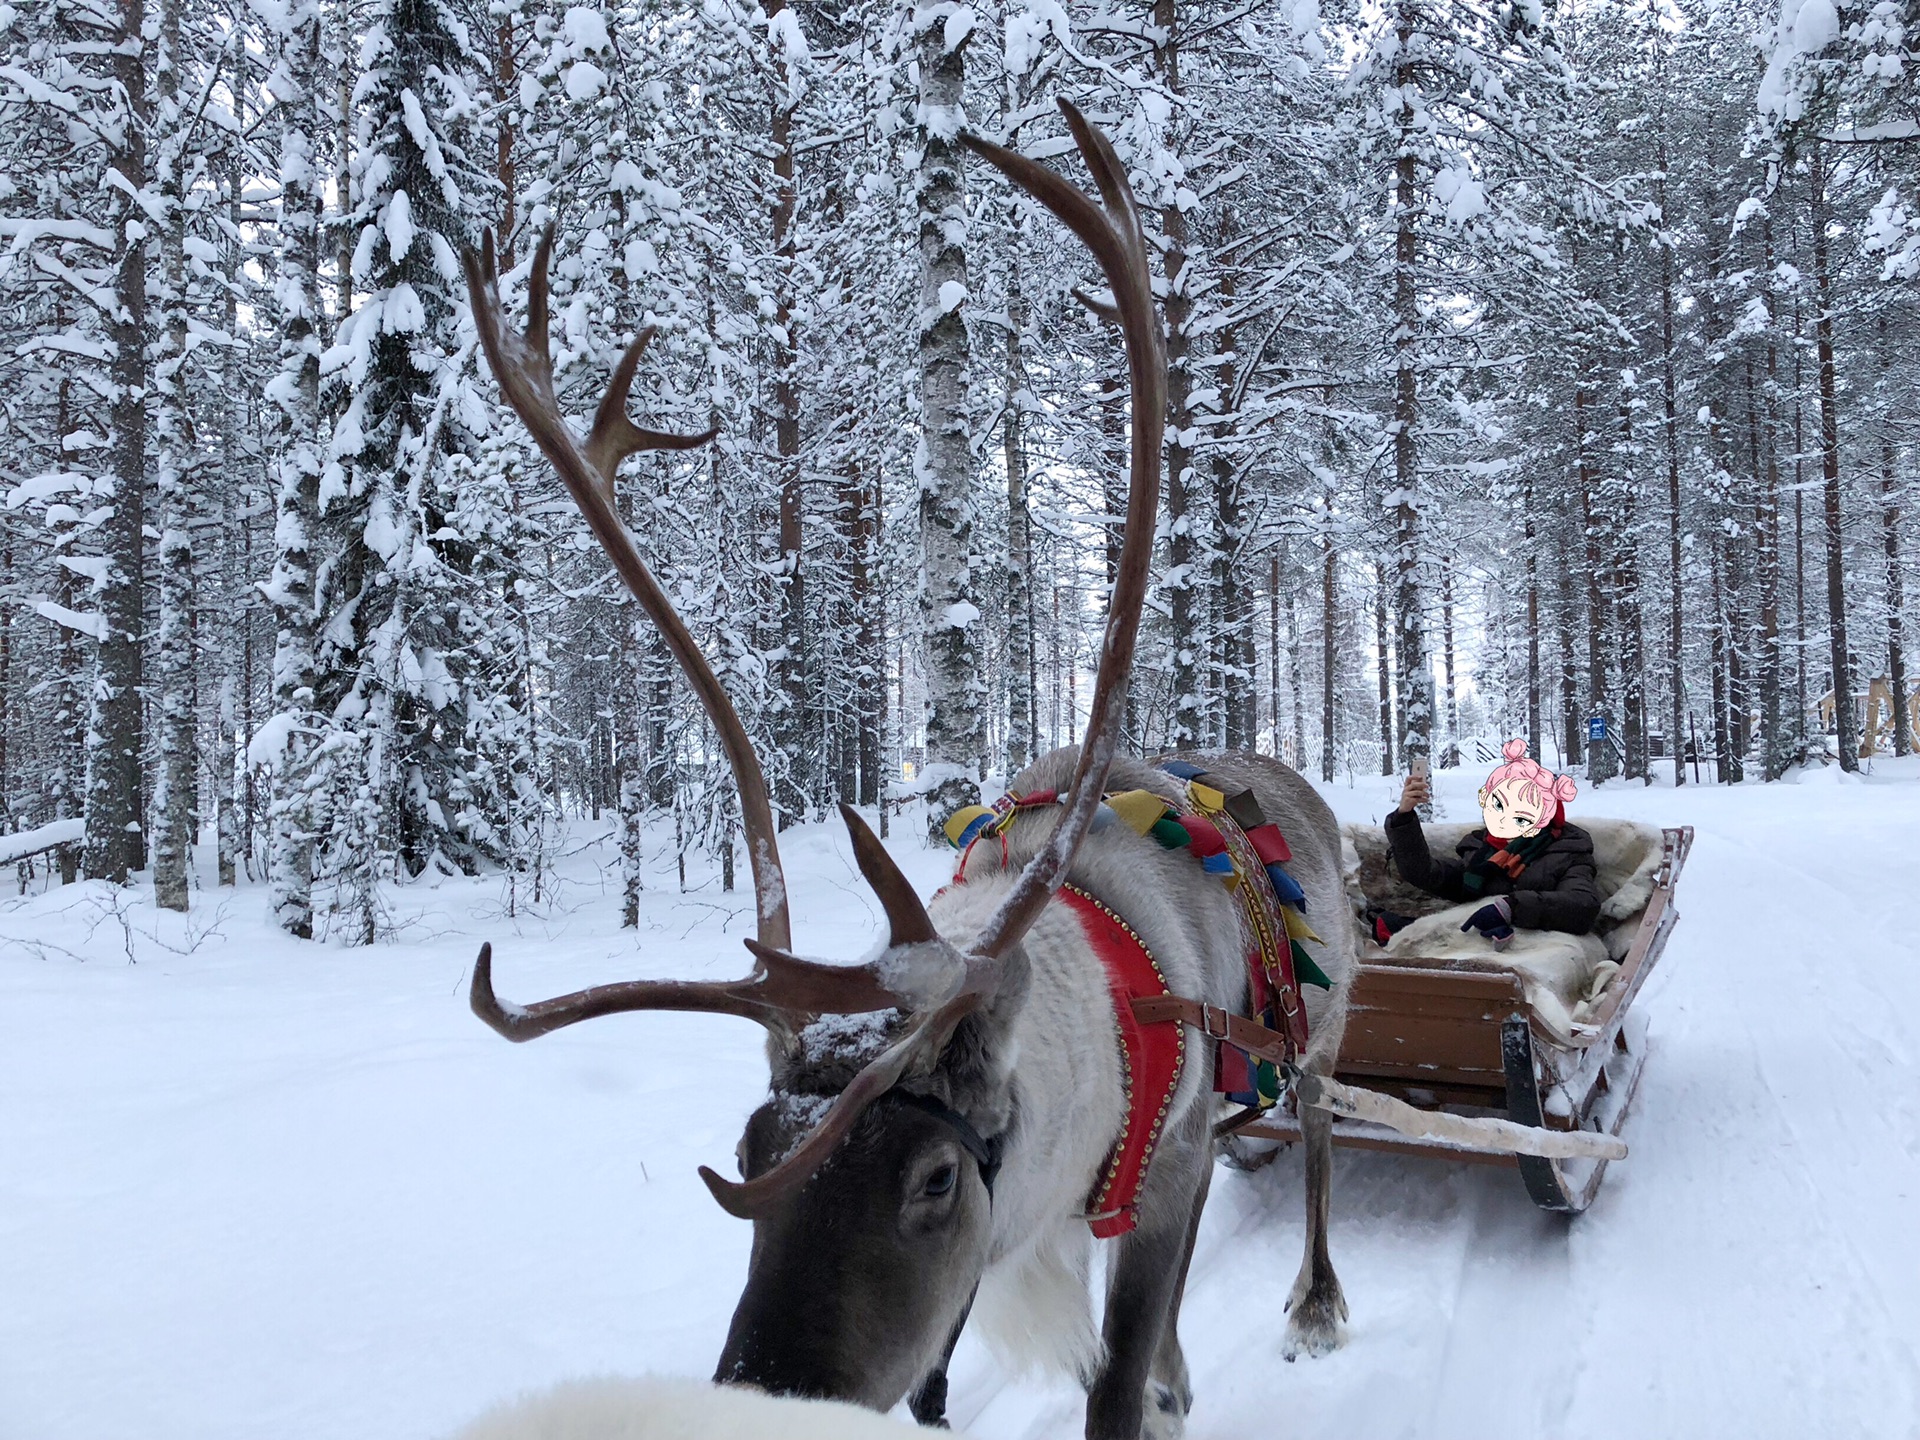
3, 767, 1918, 1440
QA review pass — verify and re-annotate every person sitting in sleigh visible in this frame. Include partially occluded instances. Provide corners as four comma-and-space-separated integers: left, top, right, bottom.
1376, 739, 1602, 949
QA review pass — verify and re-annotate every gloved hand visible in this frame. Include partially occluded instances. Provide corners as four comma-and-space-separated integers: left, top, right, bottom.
1461, 897, 1515, 949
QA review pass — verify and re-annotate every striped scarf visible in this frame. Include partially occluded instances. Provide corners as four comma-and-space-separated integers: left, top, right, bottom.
1462, 825, 1559, 892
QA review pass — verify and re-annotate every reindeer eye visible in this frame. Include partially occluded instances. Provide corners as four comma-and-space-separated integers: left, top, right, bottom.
923, 1164, 957, 1198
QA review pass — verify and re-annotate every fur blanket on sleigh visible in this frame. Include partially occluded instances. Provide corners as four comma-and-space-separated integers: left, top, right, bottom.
448, 1377, 965, 1440
1341, 817, 1666, 1042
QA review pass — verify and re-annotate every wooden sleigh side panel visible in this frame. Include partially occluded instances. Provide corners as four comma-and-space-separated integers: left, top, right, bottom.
1240, 826, 1693, 1211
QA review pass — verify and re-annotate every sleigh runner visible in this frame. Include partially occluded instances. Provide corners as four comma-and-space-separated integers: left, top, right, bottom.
1238, 819, 1693, 1212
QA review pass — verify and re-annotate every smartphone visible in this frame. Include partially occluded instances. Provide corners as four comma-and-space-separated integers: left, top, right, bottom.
1410, 756, 1430, 780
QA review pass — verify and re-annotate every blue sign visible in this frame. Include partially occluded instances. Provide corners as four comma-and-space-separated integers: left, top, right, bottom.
1588, 715, 1608, 742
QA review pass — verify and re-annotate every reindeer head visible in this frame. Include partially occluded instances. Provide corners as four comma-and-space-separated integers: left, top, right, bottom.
461, 100, 1164, 1411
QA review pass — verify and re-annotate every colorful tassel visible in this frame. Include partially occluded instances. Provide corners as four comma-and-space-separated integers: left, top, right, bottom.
1201, 851, 1236, 877
1282, 907, 1322, 944
944, 805, 997, 850
1177, 815, 1228, 857
1265, 862, 1306, 908
1150, 817, 1192, 850
1293, 939, 1333, 989
1222, 789, 1266, 831
1216, 1043, 1252, 1096
1160, 759, 1207, 781
1107, 789, 1171, 837
1187, 780, 1227, 814
1246, 822, 1292, 866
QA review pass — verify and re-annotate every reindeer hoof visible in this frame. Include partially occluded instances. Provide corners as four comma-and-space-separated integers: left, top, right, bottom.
1142, 1381, 1189, 1440
1281, 1277, 1349, 1360
1282, 1274, 1344, 1367
1219, 1134, 1281, 1172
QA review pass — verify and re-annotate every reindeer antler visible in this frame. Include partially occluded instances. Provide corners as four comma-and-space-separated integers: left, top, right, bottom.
462, 227, 791, 952
468, 940, 905, 1042
960, 101, 1167, 961
681, 103, 1167, 1220
460, 103, 1165, 1222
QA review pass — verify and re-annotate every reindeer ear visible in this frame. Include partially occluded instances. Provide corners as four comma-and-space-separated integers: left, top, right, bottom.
935, 943, 1031, 1100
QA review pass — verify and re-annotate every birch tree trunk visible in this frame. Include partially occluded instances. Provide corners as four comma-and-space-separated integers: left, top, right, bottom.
1659, 239, 1687, 784
266, 1, 327, 936
85, 0, 150, 884
1556, 544, 1582, 767
855, 459, 885, 805
1154, 0, 1200, 747
1211, 242, 1253, 752
769, 0, 808, 819
1440, 557, 1457, 762
215, 81, 246, 888
1578, 379, 1618, 783
1759, 213, 1791, 779
914, 5, 979, 825
1524, 489, 1541, 761
1390, 5, 1432, 783
1792, 292, 1810, 751
1615, 378, 1648, 784
1003, 271, 1034, 772
151, 0, 195, 912
1374, 565, 1393, 774
1876, 315, 1909, 755
1321, 516, 1336, 781
1809, 143, 1859, 769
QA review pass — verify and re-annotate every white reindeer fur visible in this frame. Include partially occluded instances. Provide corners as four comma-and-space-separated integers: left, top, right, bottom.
447, 1376, 966, 1440
928, 750, 1356, 1380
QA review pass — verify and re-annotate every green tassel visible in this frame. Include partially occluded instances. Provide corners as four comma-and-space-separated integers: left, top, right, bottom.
1293, 938, 1333, 990
1149, 817, 1191, 850
1255, 1058, 1281, 1107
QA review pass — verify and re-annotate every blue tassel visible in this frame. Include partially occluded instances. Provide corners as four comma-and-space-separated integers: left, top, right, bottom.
955, 812, 996, 850
1159, 759, 1207, 781
1201, 851, 1235, 877
1265, 862, 1306, 908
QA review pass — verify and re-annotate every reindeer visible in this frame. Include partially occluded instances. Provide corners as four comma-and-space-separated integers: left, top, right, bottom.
459, 104, 1354, 1440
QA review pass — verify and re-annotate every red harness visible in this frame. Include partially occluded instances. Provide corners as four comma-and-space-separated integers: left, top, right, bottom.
1057, 884, 1187, 1238
948, 787, 1310, 1237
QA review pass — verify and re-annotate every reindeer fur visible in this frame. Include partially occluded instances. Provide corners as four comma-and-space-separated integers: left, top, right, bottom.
720, 748, 1353, 1440
923, 749, 1357, 1434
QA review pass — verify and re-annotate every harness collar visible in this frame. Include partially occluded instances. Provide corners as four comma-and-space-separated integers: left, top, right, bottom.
892, 1090, 1006, 1195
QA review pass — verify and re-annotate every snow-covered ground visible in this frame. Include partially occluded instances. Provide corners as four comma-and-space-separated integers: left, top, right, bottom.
4, 759, 1918, 1440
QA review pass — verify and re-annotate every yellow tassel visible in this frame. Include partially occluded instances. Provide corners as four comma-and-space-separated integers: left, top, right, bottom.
1187, 781, 1226, 813
1283, 907, 1322, 944
1105, 789, 1170, 836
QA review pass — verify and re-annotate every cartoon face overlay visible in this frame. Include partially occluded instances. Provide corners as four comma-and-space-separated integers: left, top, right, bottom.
1478, 777, 1547, 840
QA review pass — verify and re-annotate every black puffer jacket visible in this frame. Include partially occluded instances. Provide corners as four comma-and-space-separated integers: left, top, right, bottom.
1384, 809, 1603, 935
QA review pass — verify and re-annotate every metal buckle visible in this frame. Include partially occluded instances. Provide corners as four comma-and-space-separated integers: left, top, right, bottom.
1203, 1004, 1230, 1040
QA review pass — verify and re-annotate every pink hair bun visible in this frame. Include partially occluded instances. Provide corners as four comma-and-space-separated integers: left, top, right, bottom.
1483, 738, 1576, 821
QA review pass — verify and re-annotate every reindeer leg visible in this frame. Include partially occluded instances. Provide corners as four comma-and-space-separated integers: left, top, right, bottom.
1281, 1099, 1349, 1359
1086, 1117, 1210, 1440
907, 1290, 974, 1429
1145, 1153, 1211, 1433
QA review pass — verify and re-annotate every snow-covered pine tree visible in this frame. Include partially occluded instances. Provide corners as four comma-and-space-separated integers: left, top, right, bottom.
311, 0, 525, 933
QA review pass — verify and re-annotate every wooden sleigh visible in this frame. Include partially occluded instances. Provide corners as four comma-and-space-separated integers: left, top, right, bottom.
1242, 823, 1694, 1213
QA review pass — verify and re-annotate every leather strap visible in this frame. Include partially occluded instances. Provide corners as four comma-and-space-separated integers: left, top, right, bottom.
1130, 994, 1293, 1068
892, 1090, 1005, 1195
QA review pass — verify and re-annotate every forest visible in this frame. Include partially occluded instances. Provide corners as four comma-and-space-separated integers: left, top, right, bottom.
0, 0, 1914, 939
